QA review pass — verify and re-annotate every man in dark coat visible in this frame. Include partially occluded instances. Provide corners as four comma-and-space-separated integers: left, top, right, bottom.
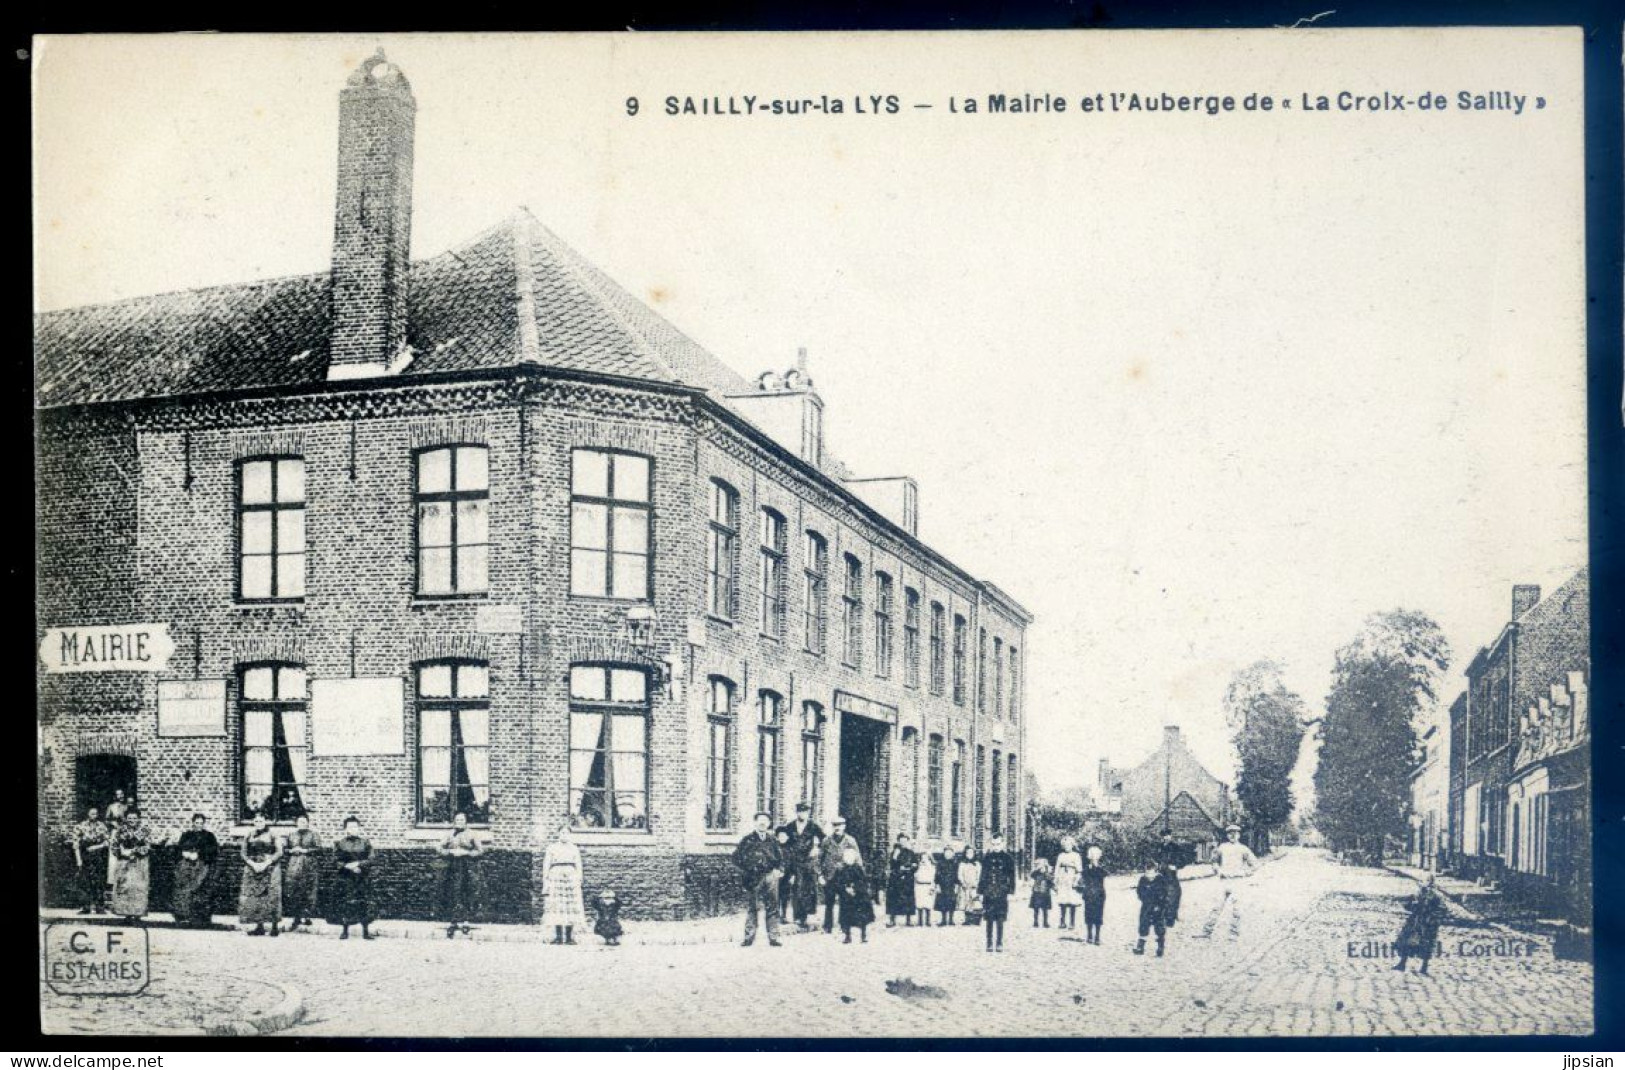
734, 811, 785, 947
777, 803, 824, 930
819, 816, 862, 934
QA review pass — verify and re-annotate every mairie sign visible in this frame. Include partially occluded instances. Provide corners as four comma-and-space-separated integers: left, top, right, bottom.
39, 623, 175, 674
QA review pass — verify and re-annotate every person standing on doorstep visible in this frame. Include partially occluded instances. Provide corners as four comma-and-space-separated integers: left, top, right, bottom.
934, 842, 960, 926
913, 848, 938, 927
978, 834, 1018, 952
777, 802, 824, 931
886, 833, 919, 927
282, 813, 321, 931
734, 811, 786, 947
819, 816, 862, 934
1202, 823, 1259, 940
239, 811, 285, 937
71, 806, 110, 915
1080, 844, 1109, 946
333, 815, 376, 940
103, 790, 130, 895
438, 811, 484, 939
170, 813, 219, 929
541, 819, 586, 945
1053, 835, 1084, 930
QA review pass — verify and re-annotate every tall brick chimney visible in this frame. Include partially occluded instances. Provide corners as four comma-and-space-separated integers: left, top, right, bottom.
1512, 584, 1542, 621
328, 50, 416, 381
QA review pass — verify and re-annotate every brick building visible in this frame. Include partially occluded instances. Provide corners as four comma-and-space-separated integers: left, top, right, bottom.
1108, 725, 1232, 848
35, 53, 1031, 922
1447, 569, 1588, 919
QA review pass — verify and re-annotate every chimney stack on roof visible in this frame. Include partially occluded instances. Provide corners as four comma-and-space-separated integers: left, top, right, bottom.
1512, 584, 1542, 621
328, 50, 417, 381
1163, 725, 1182, 747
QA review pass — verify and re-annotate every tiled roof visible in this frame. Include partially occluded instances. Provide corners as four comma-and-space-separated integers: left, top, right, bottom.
34, 210, 759, 410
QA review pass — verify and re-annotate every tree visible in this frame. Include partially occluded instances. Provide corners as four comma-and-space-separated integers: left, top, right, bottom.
1224, 660, 1308, 853
1313, 610, 1450, 860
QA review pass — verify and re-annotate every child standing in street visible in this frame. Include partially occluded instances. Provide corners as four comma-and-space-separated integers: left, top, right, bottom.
914, 851, 937, 927
1029, 858, 1054, 928
1134, 860, 1174, 957
835, 847, 876, 943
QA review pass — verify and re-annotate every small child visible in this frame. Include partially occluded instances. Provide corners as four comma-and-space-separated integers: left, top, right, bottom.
835, 847, 875, 944
1029, 858, 1054, 928
592, 889, 624, 947
914, 851, 937, 927
1134, 861, 1172, 957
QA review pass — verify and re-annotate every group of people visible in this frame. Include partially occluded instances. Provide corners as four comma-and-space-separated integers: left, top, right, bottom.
734, 803, 1021, 951
728, 814, 1274, 961
68, 802, 628, 948
67, 789, 1275, 959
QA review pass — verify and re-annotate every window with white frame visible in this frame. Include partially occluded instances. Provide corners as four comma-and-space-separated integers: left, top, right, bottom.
803, 531, 828, 655
707, 482, 739, 619
800, 702, 825, 815
874, 571, 894, 678
570, 449, 652, 600
757, 690, 784, 821
706, 677, 736, 830
842, 554, 864, 667
568, 664, 650, 830
904, 588, 922, 689
416, 660, 491, 825
416, 445, 489, 597
759, 509, 787, 638
237, 457, 306, 601
239, 663, 308, 821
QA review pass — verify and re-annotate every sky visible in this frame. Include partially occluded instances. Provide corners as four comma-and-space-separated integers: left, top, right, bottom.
33, 31, 1588, 798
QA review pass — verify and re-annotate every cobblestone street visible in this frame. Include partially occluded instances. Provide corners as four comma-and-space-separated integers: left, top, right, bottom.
42, 849, 1593, 1038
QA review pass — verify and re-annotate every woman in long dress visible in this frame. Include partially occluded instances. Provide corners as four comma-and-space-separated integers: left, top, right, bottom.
333, 815, 376, 940
109, 809, 154, 921
540, 820, 586, 945
239, 812, 284, 936
282, 813, 321, 929
885, 833, 918, 926
1053, 835, 1085, 930
1080, 844, 1109, 945
170, 813, 219, 928
934, 844, 960, 926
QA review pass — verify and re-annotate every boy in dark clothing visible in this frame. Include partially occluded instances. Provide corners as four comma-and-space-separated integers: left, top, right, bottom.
592, 889, 624, 947
1134, 861, 1175, 957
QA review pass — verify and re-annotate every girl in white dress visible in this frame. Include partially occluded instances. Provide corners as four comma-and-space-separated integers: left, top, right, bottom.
540, 820, 586, 944
1053, 834, 1085, 930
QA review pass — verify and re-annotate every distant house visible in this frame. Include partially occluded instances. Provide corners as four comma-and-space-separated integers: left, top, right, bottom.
1111, 725, 1232, 845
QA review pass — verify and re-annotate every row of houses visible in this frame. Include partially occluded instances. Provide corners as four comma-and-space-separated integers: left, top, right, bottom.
1409, 569, 1590, 925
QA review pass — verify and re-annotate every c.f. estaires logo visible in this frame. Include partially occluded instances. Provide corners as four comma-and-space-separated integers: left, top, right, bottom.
43, 923, 150, 996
